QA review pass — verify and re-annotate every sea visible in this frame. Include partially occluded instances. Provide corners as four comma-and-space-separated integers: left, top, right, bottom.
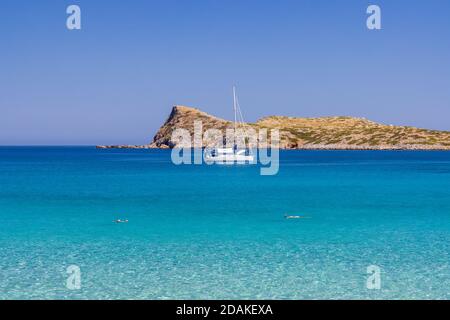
1, 147, 450, 299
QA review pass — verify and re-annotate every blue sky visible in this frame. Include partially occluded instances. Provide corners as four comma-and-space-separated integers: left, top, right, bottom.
1, 0, 449, 145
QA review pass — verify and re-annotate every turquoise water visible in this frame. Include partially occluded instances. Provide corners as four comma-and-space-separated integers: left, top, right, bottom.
1, 147, 450, 299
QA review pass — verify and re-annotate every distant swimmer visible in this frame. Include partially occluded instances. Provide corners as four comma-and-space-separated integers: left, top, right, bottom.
113, 219, 129, 223
284, 214, 310, 219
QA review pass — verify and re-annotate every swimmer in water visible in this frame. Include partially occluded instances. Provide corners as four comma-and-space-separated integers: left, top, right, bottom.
284, 214, 310, 219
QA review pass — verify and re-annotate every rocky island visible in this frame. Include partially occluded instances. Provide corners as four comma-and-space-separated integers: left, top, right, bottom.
97, 105, 450, 150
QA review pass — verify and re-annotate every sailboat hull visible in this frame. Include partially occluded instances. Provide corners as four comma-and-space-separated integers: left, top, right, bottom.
205, 154, 254, 164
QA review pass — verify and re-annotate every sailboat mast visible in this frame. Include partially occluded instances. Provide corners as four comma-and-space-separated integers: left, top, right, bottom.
232, 86, 238, 150
233, 86, 237, 134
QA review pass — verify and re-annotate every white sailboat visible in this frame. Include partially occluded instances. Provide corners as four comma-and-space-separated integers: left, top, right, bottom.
204, 87, 255, 164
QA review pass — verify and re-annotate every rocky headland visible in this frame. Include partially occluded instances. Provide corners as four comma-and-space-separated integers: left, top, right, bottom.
97, 105, 450, 150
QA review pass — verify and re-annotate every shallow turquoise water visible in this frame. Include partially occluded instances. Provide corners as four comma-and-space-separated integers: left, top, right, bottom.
1, 147, 450, 299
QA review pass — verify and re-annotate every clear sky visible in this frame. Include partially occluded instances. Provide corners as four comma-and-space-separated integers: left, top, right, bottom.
1, 0, 449, 145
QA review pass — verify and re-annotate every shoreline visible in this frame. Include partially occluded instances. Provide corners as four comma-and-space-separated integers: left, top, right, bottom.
96, 144, 450, 151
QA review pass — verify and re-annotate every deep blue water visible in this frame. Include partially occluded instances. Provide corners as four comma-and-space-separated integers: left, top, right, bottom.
1, 147, 450, 299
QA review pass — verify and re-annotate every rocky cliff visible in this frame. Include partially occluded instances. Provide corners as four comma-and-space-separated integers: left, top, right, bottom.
97, 105, 450, 150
